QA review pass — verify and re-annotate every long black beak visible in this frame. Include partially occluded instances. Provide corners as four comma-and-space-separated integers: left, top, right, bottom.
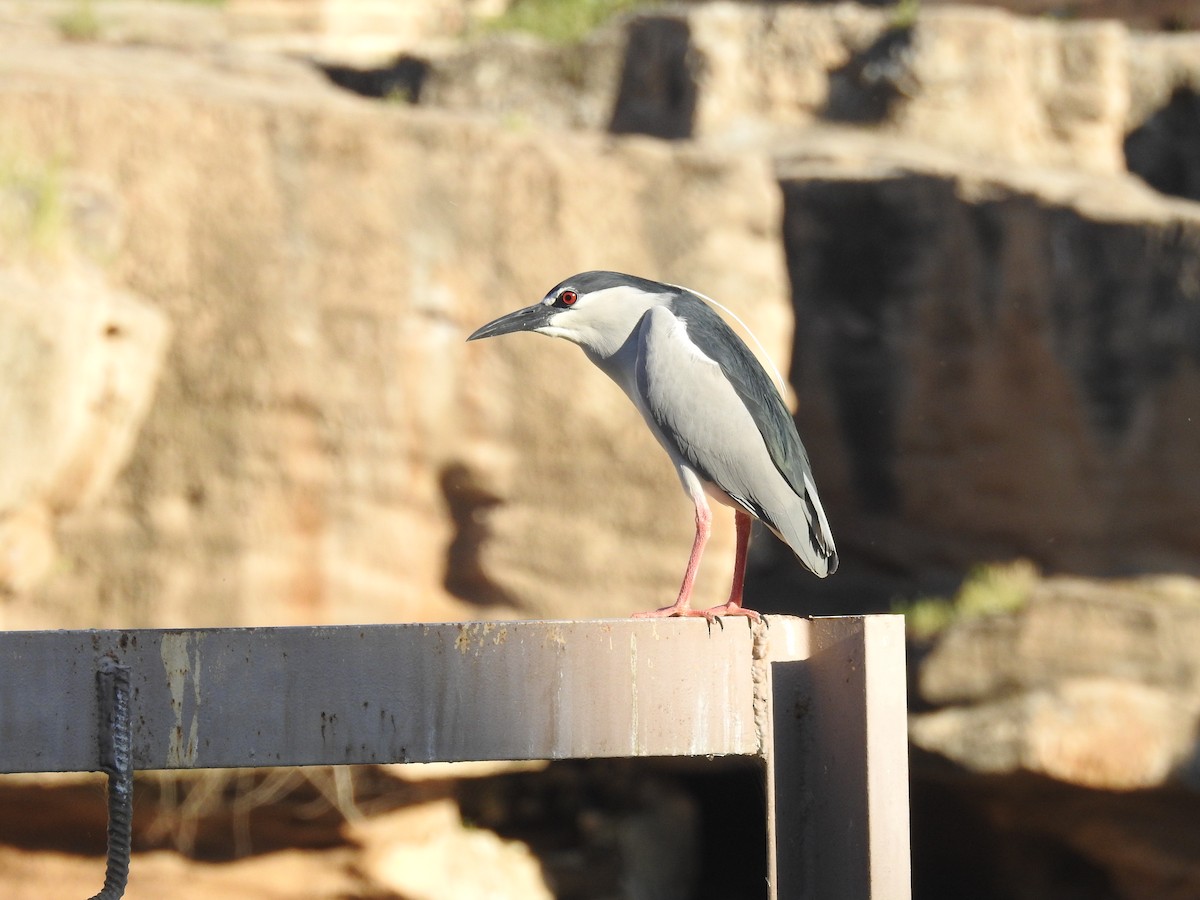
466, 303, 555, 341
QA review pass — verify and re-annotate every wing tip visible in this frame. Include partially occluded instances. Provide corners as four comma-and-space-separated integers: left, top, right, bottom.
823, 550, 840, 577
806, 546, 838, 578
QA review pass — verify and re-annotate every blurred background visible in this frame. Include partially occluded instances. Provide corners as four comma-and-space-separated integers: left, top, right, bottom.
1, 0, 1199, 897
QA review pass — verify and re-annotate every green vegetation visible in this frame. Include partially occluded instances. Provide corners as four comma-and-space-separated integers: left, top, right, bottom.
0, 147, 67, 260
891, 0, 921, 30
500, 110, 532, 132
56, 0, 227, 42
56, 0, 101, 41
478, 0, 648, 44
383, 85, 418, 106
893, 559, 1038, 640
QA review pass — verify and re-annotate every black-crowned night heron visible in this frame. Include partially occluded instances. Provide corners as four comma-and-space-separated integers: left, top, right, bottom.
467, 271, 837, 621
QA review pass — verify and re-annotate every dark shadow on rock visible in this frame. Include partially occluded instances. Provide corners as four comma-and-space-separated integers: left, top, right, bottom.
823, 26, 917, 124
439, 463, 517, 609
745, 525, 942, 619
777, 164, 1200, 579
1125, 86, 1200, 202
1171, 718, 1200, 795
910, 767, 1123, 900
318, 56, 430, 102
609, 17, 697, 139
781, 175, 945, 515
457, 758, 765, 900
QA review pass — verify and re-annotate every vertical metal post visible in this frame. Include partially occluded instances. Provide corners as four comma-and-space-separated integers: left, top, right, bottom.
766, 616, 911, 900
91, 657, 134, 900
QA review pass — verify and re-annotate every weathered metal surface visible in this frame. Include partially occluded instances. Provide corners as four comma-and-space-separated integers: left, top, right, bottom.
1, 615, 913, 897
765, 615, 912, 900
0, 619, 766, 773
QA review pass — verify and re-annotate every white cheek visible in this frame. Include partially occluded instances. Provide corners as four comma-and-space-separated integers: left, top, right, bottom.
534, 309, 582, 342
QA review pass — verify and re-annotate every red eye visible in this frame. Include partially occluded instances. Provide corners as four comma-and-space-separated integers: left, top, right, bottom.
558, 290, 578, 307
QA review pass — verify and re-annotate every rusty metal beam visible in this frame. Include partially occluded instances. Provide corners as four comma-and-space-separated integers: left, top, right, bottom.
0, 619, 767, 772
0, 615, 910, 899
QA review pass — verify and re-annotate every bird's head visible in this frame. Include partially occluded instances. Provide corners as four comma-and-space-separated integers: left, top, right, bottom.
467, 271, 673, 359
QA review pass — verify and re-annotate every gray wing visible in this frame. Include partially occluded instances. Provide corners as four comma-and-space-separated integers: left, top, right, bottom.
633, 303, 838, 576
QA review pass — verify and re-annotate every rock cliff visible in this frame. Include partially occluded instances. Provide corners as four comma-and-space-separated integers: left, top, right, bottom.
1, 1, 1199, 898
0, 41, 787, 629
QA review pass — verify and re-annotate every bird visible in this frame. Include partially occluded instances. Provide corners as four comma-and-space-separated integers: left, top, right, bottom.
466, 271, 837, 621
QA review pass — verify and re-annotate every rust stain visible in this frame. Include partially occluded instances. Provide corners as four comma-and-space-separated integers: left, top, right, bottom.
161, 633, 202, 767
455, 622, 505, 655
454, 624, 471, 654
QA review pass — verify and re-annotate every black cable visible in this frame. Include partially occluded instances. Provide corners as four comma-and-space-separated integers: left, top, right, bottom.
90, 658, 133, 900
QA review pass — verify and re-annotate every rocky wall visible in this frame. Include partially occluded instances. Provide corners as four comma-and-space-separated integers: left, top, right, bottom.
0, 42, 789, 629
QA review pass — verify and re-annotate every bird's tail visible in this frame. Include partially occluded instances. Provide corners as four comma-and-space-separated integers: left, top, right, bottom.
768, 472, 838, 577
801, 471, 838, 576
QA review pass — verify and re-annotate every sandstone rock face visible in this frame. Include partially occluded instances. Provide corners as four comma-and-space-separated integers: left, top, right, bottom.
408, 8, 1200, 598
1124, 32, 1200, 203
914, 578, 1200, 786
0, 267, 169, 603
602, 4, 1200, 202
0, 42, 788, 629
610, 5, 1131, 172
2, 5, 1200, 900
404, 5, 1200, 589
911, 577, 1200, 898
420, 27, 628, 131
912, 0, 1199, 31
675, 0, 1199, 31
347, 797, 553, 899
779, 136, 1200, 576
226, 0, 485, 60
0, 0, 229, 49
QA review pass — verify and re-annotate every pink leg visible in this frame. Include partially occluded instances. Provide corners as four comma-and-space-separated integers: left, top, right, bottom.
632, 495, 712, 620
696, 509, 760, 621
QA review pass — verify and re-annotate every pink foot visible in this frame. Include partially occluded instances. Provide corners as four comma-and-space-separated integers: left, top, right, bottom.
631, 601, 760, 625
631, 603, 719, 622
698, 601, 760, 623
